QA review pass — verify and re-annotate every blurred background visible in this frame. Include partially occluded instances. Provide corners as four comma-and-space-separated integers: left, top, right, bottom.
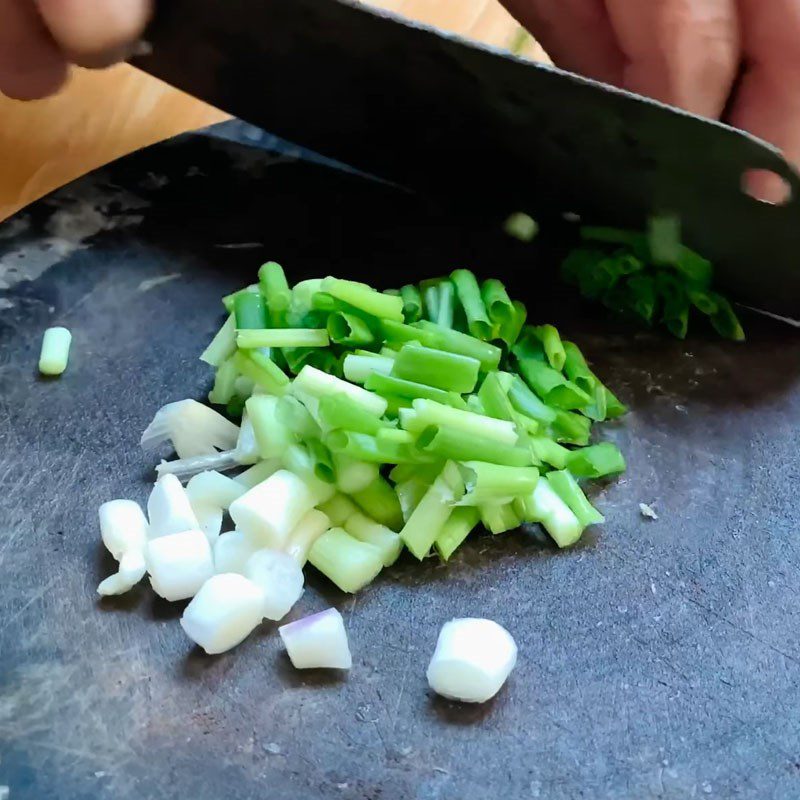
0, 0, 548, 222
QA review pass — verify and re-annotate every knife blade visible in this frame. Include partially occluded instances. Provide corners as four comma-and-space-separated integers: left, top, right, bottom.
133, 0, 800, 316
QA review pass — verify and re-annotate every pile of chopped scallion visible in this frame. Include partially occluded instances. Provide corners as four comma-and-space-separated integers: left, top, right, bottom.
98, 264, 629, 656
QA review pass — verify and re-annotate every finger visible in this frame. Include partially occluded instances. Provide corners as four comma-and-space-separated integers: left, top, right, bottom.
0, 0, 67, 99
501, 0, 625, 85
605, 0, 740, 118
728, 0, 800, 202
34, 0, 152, 68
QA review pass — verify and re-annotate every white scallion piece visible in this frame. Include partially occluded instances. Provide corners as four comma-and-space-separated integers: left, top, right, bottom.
38, 326, 72, 376
147, 474, 200, 539
187, 470, 245, 510
529, 478, 582, 548
145, 529, 214, 601
214, 530, 258, 574
229, 469, 316, 548
98, 499, 148, 559
97, 549, 147, 596
279, 608, 352, 670
140, 399, 240, 459
155, 450, 242, 481
244, 550, 305, 621
284, 508, 332, 565
426, 618, 517, 703
333, 454, 379, 494
234, 412, 260, 465
96, 499, 149, 596
180, 573, 266, 654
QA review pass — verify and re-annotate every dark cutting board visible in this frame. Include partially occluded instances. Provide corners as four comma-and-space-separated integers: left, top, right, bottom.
2, 123, 800, 800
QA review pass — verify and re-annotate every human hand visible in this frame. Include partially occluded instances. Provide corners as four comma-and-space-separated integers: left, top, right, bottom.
502, 0, 799, 201
0, 0, 152, 100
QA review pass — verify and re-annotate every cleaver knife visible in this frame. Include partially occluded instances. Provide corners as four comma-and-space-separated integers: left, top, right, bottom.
133, 0, 800, 316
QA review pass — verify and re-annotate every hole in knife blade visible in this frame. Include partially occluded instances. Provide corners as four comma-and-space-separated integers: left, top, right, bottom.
741, 169, 792, 206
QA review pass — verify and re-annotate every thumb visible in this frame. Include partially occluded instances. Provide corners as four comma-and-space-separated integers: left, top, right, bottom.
34, 0, 152, 68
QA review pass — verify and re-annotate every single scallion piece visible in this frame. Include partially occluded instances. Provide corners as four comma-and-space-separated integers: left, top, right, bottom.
401, 462, 465, 559
208, 356, 238, 406
38, 326, 72, 376
317, 394, 386, 435
321, 277, 404, 322
236, 328, 329, 349
365, 372, 466, 407
342, 353, 394, 385
344, 512, 403, 567
434, 506, 480, 561
417, 425, 531, 467
399, 284, 423, 323
458, 462, 539, 505
498, 300, 528, 348
308, 528, 384, 593
480, 501, 523, 535
352, 476, 404, 531
233, 350, 290, 395
503, 212, 538, 242
436, 280, 455, 329
234, 291, 267, 330
403, 399, 519, 446
246, 395, 294, 459
546, 470, 604, 528
326, 430, 426, 464
391, 343, 480, 394
481, 279, 514, 332
258, 261, 291, 326
647, 214, 681, 266
293, 365, 387, 418
200, 314, 237, 367
451, 269, 493, 340
516, 358, 592, 410
567, 442, 626, 478
327, 312, 376, 346
530, 325, 566, 371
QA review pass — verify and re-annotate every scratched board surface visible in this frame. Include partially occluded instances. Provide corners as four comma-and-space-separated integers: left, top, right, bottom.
1, 123, 800, 800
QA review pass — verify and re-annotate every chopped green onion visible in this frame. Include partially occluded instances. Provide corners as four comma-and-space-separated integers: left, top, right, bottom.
308, 528, 384, 593
246, 396, 294, 459
458, 462, 539, 505
401, 462, 465, 559
400, 284, 423, 323
333, 454, 379, 494
234, 458, 281, 489
546, 470, 604, 528
498, 300, 527, 348
391, 343, 480, 394
222, 284, 259, 314
352, 476, 404, 531
200, 314, 237, 367
508, 375, 558, 426
233, 350, 290, 395
344, 512, 403, 567
480, 501, 522, 534
365, 372, 466, 407
317, 394, 386, 435
321, 277, 404, 322
308, 438, 336, 483
208, 356, 238, 406
327, 312, 376, 346
326, 430, 425, 464
417, 425, 531, 467
276, 395, 321, 439
516, 358, 592, 410
318, 493, 359, 527
451, 269, 493, 340
293, 365, 387, 418
403, 399, 518, 446
627, 275, 658, 323
234, 291, 267, 330
434, 506, 480, 560
395, 478, 430, 522
477, 372, 515, 421
481, 279, 514, 331
550, 409, 592, 445
567, 442, 626, 478
530, 325, 566, 371
647, 214, 681, 265
436, 280, 455, 329
709, 295, 745, 342
674, 246, 713, 287
656, 272, 690, 339
258, 261, 291, 326
421, 280, 440, 323
38, 326, 72, 376
503, 212, 538, 242
389, 461, 443, 486
517, 476, 583, 548
236, 328, 329, 349
528, 436, 571, 469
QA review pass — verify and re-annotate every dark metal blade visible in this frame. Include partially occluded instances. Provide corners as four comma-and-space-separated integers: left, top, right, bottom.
134, 0, 800, 316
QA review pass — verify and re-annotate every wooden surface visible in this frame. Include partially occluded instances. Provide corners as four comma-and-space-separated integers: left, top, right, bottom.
0, 0, 547, 221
